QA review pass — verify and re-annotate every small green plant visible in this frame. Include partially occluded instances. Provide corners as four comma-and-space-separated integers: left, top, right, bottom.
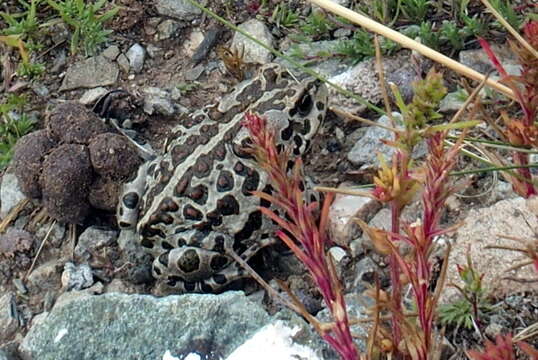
417, 22, 440, 50
300, 10, 334, 39
488, 0, 522, 29
439, 21, 466, 52
270, 3, 299, 28
438, 252, 492, 329
400, 0, 430, 23
176, 81, 199, 95
17, 60, 45, 77
0, 95, 35, 167
0, 0, 43, 51
355, 0, 399, 25
336, 29, 399, 64
46, 0, 118, 56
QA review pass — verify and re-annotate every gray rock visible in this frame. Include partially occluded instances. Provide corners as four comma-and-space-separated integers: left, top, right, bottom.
142, 87, 186, 116
146, 44, 162, 59
459, 43, 521, 77
231, 19, 274, 64
101, 45, 120, 60
0, 172, 26, 219
185, 64, 205, 81
61, 262, 94, 291
328, 184, 382, 247
279, 40, 348, 79
155, 0, 202, 21
79, 87, 108, 105
328, 52, 423, 114
18, 292, 316, 360
352, 257, 379, 293
0, 292, 19, 340
116, 53, 130, 73
126, 43, 145, 73
439, 90, 466, 113
60, 55, 119, 91
316, 293, 372, 353
442, 197, 538, 304
74, 226, 117, 260
157, 19, 180, 40
347, 112, 400, 166
27, 260, 62, 290
35, 221, 66, 248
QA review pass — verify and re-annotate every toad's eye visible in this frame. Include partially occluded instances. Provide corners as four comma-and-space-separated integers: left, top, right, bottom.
297, 93, 313, 116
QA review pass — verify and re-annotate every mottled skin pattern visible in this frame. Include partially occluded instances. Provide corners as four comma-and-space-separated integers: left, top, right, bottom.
118, 64, 328, 292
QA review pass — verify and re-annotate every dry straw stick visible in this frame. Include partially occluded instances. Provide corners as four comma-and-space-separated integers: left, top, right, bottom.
308, 0, 516, 100
480, 0, 538, 59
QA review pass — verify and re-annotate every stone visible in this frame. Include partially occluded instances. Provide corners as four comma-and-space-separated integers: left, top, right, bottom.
316, 293, 372, 353
347, 113, 398, 165
226, 321, 321, 360
79, 87, 108, 105
35, 221, 65, 248
61, 262, 94, 291
143, 87, 177, 116
231, 19, 274, 64
18, 292, 323, 360
352, 256, 379, 293
0, 172, 26, 219
0, 292, 19, 340
126, 43, 145, 73
116, 53, 130, 73
155, 0, 202, 21
27, 260, 62, 290
328, 246, 347, 263
60, 56, 119, 91
105, 279, 137, 294
328, 184, 382, 247
459, 44, 521, 77
101, 45, 120, 60
74, 226, 118, 260
328, 52, 424, 114
157, 20, 180, 40
441, 197, 538, 304
439, 90, 467, 113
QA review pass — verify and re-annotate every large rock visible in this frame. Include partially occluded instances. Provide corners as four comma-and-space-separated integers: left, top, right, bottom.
231, 19, 274, 64
442, 197, 538, 303
155, 0, 202, 21
60, 56, 119, 91
19, 292, 326, 360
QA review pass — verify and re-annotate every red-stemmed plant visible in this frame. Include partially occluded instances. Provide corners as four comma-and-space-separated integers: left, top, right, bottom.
242, 112, 359, 360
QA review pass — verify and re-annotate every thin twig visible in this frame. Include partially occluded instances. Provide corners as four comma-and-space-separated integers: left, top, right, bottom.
374, 35, 394, 127
0, 199, 29, 233
226, 248, 301, 313
480, 0, 538, 60
25, 220, 56, 280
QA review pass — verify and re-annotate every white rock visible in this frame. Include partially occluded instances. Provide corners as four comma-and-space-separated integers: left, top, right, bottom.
0, 172, 26, 219
328, 184, 382, 247
226, 321, 321, 360
79, 87, 108, 105
126, 43, 146, 73
231, 19, 274, 64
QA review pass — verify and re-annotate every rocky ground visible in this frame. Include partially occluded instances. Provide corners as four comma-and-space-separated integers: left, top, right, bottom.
0, 0, 537, 359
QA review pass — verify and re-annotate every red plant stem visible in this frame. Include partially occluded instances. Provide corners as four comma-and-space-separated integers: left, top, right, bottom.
514, 152, 537, 197
390, 203, 402, 352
